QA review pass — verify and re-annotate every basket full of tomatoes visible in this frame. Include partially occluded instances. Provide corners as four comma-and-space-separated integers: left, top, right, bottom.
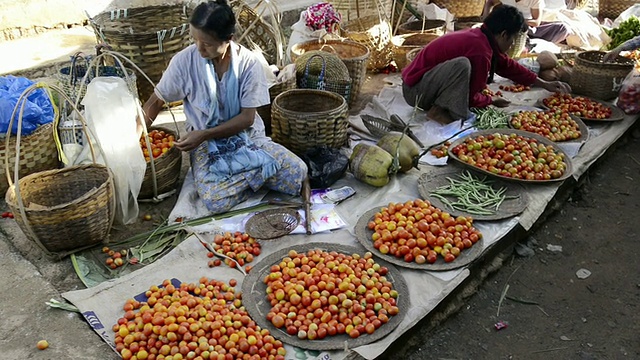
138, 127, 182, 199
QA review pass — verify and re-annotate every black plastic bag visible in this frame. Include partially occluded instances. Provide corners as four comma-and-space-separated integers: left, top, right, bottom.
302, 146, 349, 188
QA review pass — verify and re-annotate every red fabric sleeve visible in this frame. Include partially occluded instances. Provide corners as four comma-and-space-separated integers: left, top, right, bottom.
468, 54, 493, 108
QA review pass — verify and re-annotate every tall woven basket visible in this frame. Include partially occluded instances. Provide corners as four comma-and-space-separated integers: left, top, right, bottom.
0, 122, 59, 195
4, 84, 115, 259
341, 15, 394, 71
256, 76, 297, 136
138, 126, 183, 201
506, 32, 528, 59
290, 40, 370, 107
430, 0, 485, 19
271, 89, 349, 155
599, 0, 636, 19
392, 33, 439, 70
569, 51, 634, 101
89, 4, 193, 102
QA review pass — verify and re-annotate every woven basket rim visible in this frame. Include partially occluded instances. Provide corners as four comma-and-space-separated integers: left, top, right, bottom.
91, 4, 192, 35
5, 164, 111, 213
273, 89, 347, 113
398, 19, 446, 32
291, 39, 371, 61
576, 50, 634, 68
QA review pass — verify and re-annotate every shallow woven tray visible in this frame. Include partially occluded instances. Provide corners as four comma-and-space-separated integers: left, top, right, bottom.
244, 208, 301, 240
241, 242, 409, 350
417, 166, 528, 221
354, 209, 485, 271
507, 110, 589, 143
447, 129, 574, 184
537, 96, 626, 123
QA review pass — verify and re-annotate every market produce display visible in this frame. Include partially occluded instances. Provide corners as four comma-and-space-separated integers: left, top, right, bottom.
112, 277, 287, 360
498, 84, 530, 92
208, 232, 261, 273
355, 201, 485, 271
508, 109, 586, 142
140, 129, 175, 162
606, 16, 640, 51
472, 107, 510, 130
540, 93, 624, 122
417, 169, 527, 221
448, 129, 572, 182
241, 243, 408, 350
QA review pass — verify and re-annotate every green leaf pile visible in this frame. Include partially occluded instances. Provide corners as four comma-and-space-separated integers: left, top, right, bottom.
606, 16, 640, 50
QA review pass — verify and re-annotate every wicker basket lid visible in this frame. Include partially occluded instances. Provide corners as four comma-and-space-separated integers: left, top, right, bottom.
244, 208, 301, 240
294, 50, 351, 83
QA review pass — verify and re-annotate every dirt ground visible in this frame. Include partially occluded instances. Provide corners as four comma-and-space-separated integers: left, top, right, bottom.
386, 123, 640, 360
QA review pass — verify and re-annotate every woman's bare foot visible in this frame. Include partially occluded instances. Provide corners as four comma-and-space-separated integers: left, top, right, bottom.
427, 105, 455, 124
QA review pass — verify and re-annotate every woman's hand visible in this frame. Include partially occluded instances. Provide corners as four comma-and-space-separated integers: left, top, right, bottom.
603, 48, 622, 62
174, 130, 207, 152
492, 97, 511, 107
542, 80, 571, 94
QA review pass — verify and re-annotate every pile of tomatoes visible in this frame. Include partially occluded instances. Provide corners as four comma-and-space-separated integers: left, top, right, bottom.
140, 129, 175, 162
430, 141, 451, 158
211, 232, 261, 273
112, 277, 287, 360
509, 110, 582, 142
264, 249, 398, 340
499, 84, 530, 92
367, 199, 482, 264
542, 93, 612, 119
450, 132, 568, 180
482, 88, 503, 97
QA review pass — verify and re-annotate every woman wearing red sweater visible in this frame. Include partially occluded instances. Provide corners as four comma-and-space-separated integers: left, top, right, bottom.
401, 5, 570, 124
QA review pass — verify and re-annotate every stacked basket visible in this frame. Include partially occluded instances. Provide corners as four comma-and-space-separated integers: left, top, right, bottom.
271, 89, 349, 156
341, 15, 394, 71
89, 4, 193, 102
430, 0, 485, 19
599, 0, 635, 19
569, 51, 634, 101
290, 40, 370, 107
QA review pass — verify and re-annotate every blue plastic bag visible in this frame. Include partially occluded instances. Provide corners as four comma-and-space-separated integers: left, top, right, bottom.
0, 76, 54, 136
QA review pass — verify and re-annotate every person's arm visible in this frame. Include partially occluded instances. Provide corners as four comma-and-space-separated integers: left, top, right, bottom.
173, 108, 256, 152
528, 7, 542, 27
142, 93, 165, 128
604, 34, 640, 62
533, 77, 572, 93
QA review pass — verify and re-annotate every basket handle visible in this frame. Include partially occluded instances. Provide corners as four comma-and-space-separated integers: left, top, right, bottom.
319, 44, 339, 55
3, 83, 114, 259
68, 52, 92, 87
303, 54, 327, 90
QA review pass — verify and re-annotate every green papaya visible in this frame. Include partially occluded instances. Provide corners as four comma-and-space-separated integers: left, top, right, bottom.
376, 131, 421, 173
349, 143, 395, 187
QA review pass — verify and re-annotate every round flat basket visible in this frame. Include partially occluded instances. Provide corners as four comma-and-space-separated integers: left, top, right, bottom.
507, 109, 589, 143
537, 95, 626, 122
417, 167, 528, 221
241, 242, 409, 350
244, 208, 301, 239
138, 126, 182, 200
355, 208, 485, 271
569, 51, 634, 101
397, 19, 446, 35
430, 0, 485, 18
447, 129, 574, 184
290, 40, 370, 107
271, 89, 349, 156
89, 4, 193, 101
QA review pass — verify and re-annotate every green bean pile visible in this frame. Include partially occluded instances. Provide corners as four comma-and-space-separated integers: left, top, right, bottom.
471, 107, 511, 130
430, 171, 518, 215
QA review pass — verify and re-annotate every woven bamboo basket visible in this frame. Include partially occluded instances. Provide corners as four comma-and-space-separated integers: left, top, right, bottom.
89, 4, 193, 102
0, 123, 59, 195
406, 47, 422, 66
397, 19, 446, 35
341, 15, 394, 70
295, 51, 352, 103
599, 0, 635, 19
257, 76, 297, 136
290, 40, 370, 107
327, 0, 393, 21
232, 2, 282, 66
138, 126, 183, 200
453, 16, 483, 31
430, 0, 485, 19
4, 84, 115, 259
506, 31, 528, 59
56, 53, 138, 104
392, 33, 439, 70
569, 51, 634, 101
271, 89, 349, 155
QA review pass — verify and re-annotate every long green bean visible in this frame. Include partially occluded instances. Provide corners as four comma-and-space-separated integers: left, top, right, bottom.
429, 171, 518, 215
471, 107, 511, 130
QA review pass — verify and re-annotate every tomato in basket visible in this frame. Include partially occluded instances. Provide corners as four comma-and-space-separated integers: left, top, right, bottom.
139, 130, 175, 162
